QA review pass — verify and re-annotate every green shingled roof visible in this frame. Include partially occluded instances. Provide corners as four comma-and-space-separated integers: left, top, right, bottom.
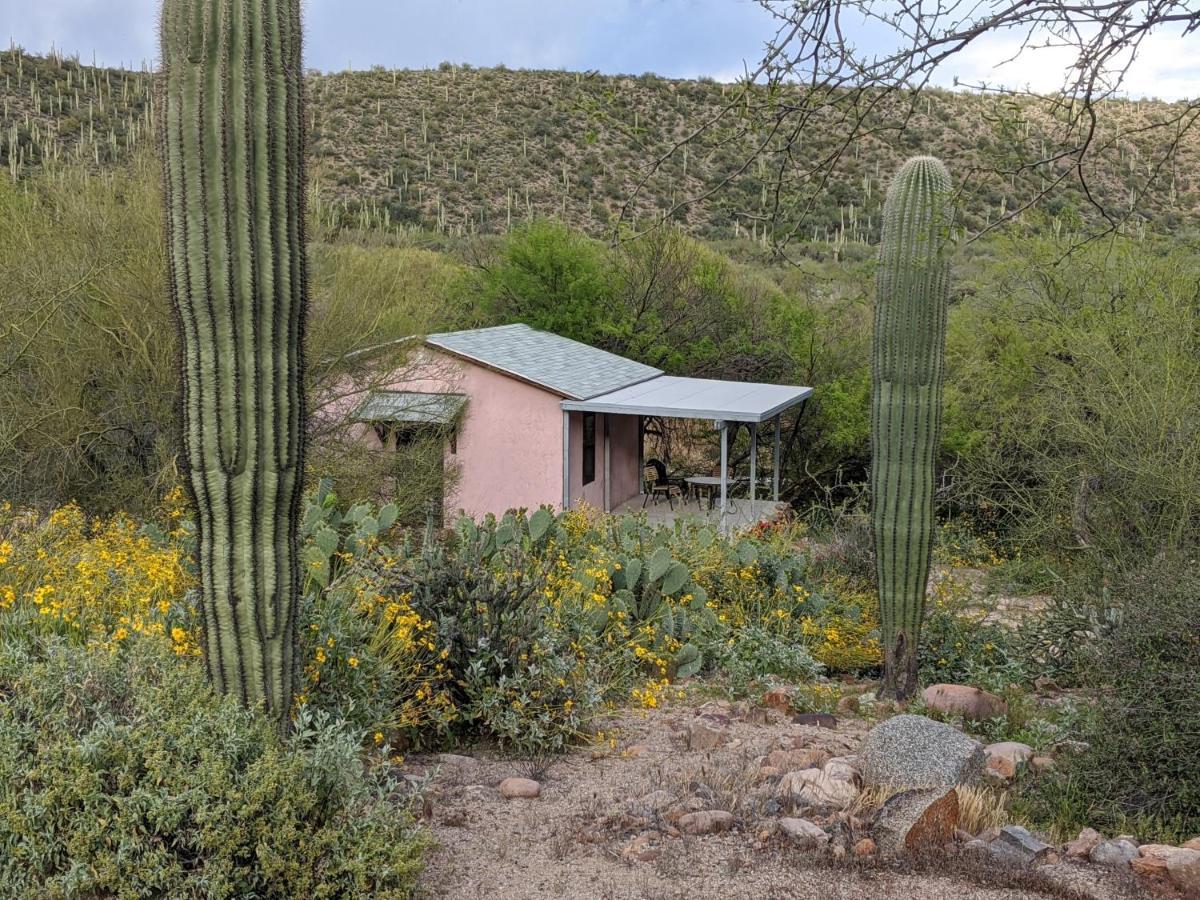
425, 324, 662, 400
353, 391, 466, 425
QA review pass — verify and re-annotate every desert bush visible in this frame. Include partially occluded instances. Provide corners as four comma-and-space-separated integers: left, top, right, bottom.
1019, 559, 1200, 841
0, 636, 426, 899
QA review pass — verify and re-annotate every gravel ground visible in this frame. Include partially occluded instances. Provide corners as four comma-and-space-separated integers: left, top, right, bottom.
405, 697, 1149, 900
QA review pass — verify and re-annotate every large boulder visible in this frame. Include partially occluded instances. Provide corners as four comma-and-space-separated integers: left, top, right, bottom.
873, 788, 960, 857
1166, 848, 1200, 896
922, 684, 1008, 721
860, 714, 986, 789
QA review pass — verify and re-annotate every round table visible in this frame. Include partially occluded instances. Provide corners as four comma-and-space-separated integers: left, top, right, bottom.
685, 475, 725, 510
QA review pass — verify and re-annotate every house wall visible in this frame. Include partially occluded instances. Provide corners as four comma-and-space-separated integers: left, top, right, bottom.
323, 346, 647, 518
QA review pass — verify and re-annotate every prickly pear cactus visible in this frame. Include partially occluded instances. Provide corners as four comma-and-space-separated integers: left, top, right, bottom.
871, 156, 953, 700
159, 0, 308, 725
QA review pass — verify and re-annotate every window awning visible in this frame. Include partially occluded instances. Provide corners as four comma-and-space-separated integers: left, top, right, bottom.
559, 375, 812, 423
353, 391, 466, 426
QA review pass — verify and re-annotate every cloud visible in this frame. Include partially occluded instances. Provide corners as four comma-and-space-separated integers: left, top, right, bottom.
936, 29, 1199, 101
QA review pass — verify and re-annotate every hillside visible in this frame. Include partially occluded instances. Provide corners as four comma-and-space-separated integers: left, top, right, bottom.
5, 44, 1200, 240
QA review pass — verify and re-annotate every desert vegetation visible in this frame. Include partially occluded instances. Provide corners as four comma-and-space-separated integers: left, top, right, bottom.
1, 11, 1198, 897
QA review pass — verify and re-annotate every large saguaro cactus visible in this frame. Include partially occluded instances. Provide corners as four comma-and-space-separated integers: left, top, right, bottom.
159, 0, 307, 726
871, 156, 953, 701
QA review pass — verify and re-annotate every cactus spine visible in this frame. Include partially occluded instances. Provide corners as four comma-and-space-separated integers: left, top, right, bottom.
871, 156, 953, 700
159, 0, 307, 725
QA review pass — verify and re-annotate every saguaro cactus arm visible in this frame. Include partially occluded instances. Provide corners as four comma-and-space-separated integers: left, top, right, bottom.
871, 156, 953, 701
159, 0, 307, 725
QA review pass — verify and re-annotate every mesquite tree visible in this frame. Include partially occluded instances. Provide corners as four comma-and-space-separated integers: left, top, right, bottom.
871, 156, 953, 701
159, 0, 307, 726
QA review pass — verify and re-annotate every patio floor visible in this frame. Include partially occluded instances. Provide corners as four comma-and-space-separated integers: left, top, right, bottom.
614, 494, 788, 531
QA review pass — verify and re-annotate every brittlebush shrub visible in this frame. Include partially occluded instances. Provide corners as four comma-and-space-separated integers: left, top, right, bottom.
1019, 559, 1200, 842
0, 636, 426, 899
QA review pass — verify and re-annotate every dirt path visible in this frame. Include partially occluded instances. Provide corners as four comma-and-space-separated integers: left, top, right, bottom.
407, 697, 1146, 900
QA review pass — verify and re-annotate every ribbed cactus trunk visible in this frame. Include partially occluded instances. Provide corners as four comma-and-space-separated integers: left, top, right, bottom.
871, 156, 952, 701
159, 0, 307, 727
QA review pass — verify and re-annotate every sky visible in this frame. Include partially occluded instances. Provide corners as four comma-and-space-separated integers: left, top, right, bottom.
4, 0, 1198, 100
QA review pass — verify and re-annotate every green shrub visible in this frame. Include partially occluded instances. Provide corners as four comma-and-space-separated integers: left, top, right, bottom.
0, 636, 427, 899
1018, 560, 1200, 841
714, 624, 824, 696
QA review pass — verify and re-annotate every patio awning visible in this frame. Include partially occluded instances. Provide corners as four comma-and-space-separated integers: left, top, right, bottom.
353, 390, 466, 425
559, 375, 812, 423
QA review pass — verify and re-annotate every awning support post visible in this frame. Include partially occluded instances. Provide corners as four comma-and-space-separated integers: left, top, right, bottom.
603, 415, 611, 513
719, 420, 728, 535
773, 415, 781, 503
749, 422, 758, 519
562, 410, 571, 510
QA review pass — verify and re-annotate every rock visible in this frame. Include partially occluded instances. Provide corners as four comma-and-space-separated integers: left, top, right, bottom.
1089, 839, 1138, 868
962, 839, 992, 860
498, 777, 541, 799
623, 743, 650, 759
822, 757, 862, 787
763, 686, 795, 712
620, 833, 661, 863
860, 714, 986, 789
755, 765, 783, 783
874, 787, 960, 857
1130, 855, 1170, 876
922, 683, 1008, 721
687, 719, 728, 751
1029, 754, 1055, 775
1183, 838, 1200, 851
1039, 863, 1139, 900
778, 817, 830, 849
766, 748, 829, 773
678, 810, 735, 835
853, 837, 877, 858
988, 825, 1057, 867
1167, 848, 1200, 895
984, 741, 1034, 781
1065, 827, 1104, 859
1138, 844, 1180, 861
792, 712, 838, 729
435, 752, 480, 769
776, 768, 858, 812
975, 826, 1001, 843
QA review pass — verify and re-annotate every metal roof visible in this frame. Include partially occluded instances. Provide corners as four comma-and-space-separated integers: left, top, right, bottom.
560, 375, 812, 423
425, 324, 662, 400
353, 391, 466, 425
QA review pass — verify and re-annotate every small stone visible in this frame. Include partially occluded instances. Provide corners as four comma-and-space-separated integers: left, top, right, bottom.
822, 757, 862, 787
1167, 848, 1200, 895
831, 843, 847, 861
975, 826, 1001, 843
1182, 838, 1200, 851
763, 686, 795, 712
755, 765, 782, 783
853, 837, 877, 858
678, 810, 735, 835
922, 683, 1008, 721
792, 712, 837, 729
1130, 855, 1169, 876
860, 714, 986, 789
623, 743, 650, 759
984, 741, 1034, 781
836, 695, 859, 715
962, 839, 991, 860
1138, 844, 1180, 861
778, 817, 829, 849
620, 833, 661, 863
776, 768, 858, 812
687, 719, 728, 751
1029, 754, 1055, 774
435, 752, 480, 769
766, 748, 829, 773
1065, 827, 1103, 859
498, 777, 541, 799
1089, 839, 1138, 868
990, 825, 1057, 867
874, 788, 960, 857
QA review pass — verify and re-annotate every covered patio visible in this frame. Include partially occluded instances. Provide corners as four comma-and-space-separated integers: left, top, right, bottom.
561, 375, 812, 532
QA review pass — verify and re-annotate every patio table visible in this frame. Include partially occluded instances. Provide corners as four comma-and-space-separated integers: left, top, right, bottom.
685, 475, 725, 510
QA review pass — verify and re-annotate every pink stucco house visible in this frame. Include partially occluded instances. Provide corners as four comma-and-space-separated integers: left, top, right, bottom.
346, 324, 812, 523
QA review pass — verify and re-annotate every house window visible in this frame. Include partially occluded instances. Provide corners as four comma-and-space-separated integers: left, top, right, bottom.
582, 412, 596, 485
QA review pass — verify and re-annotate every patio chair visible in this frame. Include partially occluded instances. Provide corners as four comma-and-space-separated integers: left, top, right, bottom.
642, 459, 683, 509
